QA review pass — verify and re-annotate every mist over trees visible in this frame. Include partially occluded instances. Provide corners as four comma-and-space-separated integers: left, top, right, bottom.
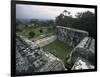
16, 10, 96, 39
55, 10, 96, 38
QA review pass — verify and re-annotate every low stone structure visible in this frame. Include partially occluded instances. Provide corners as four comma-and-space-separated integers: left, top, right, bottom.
56, 26, 88, 47
16, 36, 66, 74
71, 57, 94, 70
56, 26, 95, 70
71, 37, 95, 70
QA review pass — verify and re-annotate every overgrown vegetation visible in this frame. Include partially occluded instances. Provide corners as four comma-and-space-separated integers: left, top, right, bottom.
56, 10, 96, 38
43, 40, 72, 67
28, 31, 35, 38
16, 19, 55, 39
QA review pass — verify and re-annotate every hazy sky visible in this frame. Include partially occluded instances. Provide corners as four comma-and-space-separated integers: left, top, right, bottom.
16, 4, 95, 20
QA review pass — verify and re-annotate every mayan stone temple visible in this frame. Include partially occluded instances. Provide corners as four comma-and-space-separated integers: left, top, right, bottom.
16, 26, 95, 74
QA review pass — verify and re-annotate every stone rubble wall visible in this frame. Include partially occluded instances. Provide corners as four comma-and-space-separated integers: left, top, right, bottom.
56, 26, 89, 47
16, 49, 31, 73
71, 57, 94, 70
16, 36, 66, 74
71, 37, 95, 69
39, 52, 66, 72
56, 26, 95, 70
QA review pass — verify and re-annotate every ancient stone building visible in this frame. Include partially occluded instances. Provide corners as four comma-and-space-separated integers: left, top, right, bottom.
71, 37, 95, 70
56, 26, 95, 70
16, 36, 66, 74
56, 26, 89, 47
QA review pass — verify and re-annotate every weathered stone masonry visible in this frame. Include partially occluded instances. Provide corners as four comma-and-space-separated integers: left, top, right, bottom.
16, 36, 66, 74
56, 26, 95, 70
56, 26, 89, 47
71, 37, 95, 70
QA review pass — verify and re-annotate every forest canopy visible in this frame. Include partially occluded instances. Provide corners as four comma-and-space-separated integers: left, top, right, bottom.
55, 10, 96, 38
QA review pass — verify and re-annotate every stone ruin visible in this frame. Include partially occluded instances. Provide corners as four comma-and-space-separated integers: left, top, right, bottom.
56, 26, 95, 70
16, 26, 95, 74
16, 36, 66, 74
71, 37, 95, 70
56, 26, 89, 48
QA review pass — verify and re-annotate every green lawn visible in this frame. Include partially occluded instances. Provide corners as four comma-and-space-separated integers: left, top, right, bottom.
42, 40, 72, 65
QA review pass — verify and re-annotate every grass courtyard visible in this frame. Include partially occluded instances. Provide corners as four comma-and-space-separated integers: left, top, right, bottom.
43, 40, 72, 65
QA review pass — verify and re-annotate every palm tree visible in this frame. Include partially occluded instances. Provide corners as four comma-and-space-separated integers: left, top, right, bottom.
63, 10, 71, 16
63, 10, 67, 16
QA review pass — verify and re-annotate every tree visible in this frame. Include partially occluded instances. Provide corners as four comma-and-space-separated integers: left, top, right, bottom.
63, 10, 71, 16
56, 10, 73, 27
63, 10, 67, 16
39, 28, 43, 33
28, 31, 35, 38
55, 10, 96, 38
55, 13, 64, 26
74, 11, 96, 38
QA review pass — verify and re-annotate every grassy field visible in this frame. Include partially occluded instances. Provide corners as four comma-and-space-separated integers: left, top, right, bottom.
16, 25, 52, 40
17, 26, 46, 36
42, 40, 72, 65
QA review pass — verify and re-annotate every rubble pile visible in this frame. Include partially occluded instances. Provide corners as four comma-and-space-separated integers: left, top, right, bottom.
16, 36, 66, 74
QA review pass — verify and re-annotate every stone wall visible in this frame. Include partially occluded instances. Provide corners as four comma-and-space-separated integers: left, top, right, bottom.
36, 35, 57, 47
71, 57, 94, 70
56, 26, 89, 47
71, 37, 95, 70
16, 36, 66, 74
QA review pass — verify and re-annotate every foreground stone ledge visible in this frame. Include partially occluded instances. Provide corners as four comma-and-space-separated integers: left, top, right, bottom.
16, 36, 66, 74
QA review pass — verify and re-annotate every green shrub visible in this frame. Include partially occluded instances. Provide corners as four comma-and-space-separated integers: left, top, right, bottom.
39, 28, 43, 33
28, 31, 35, 38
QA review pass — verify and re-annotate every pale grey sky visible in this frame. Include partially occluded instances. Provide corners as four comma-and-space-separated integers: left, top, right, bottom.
16, 4, 95, 20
